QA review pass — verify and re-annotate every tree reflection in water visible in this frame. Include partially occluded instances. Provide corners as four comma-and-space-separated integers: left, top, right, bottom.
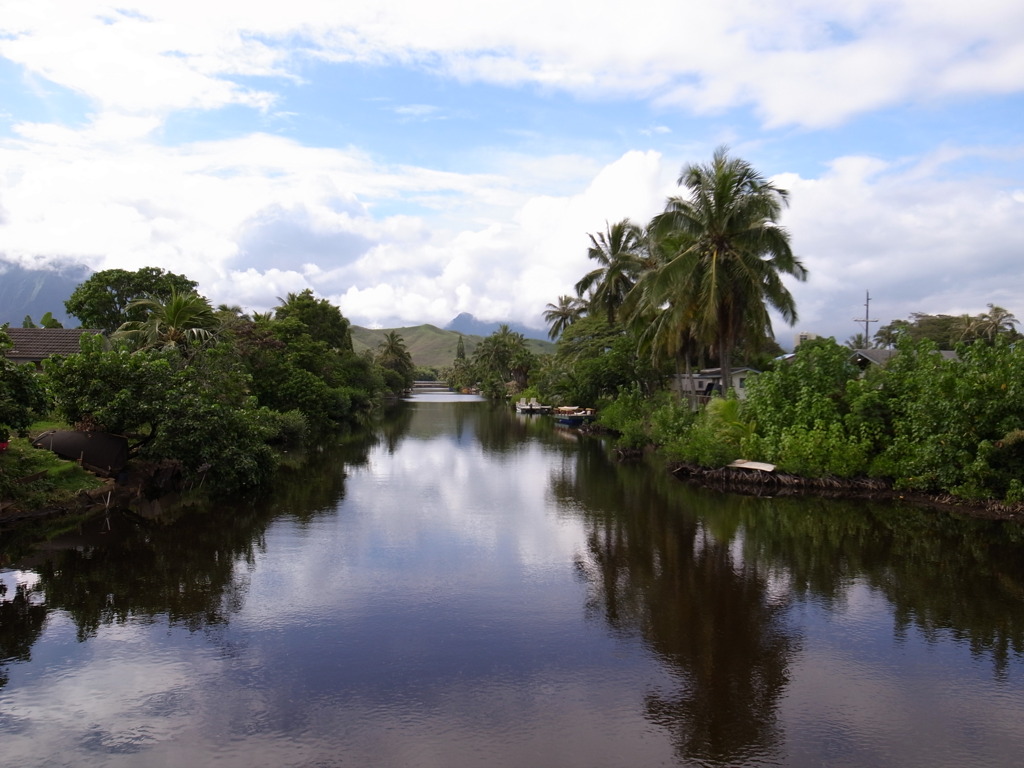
560, 442, 796, 765
559, 434, 1024, 764
3, 399, 1023, 765
0, 426, 382, 687
0, 577, 48, 690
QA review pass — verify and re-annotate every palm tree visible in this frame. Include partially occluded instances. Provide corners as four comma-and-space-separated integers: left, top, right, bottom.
647, 147, 807, 392
953, 313, 977, 344
575, 219, 648, 324
543, 295, 586, 340
114, 289, 219, 352
377, 330, 413, 371
471, 324, 534, 394
874, 319, 909, 349
845, 332, 872, 349
977, 304, 1018, 342
377, 330, 415, 393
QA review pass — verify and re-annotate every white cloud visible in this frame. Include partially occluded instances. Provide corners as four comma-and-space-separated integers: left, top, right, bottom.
5, 1, 1024, 128
779, 151, 1024, 342
1, 0, 1023, 339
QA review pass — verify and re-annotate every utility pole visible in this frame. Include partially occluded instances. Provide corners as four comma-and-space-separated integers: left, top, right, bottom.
854, 290, 877, 343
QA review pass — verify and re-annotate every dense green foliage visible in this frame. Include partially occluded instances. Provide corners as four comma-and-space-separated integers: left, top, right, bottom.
235, 315, 380, 427
0, 270, 394, 502
590, 334, 1024, 502
874, 305, 1019, 350
0, 328, 48, 438
534, 315, 657, 406
65, 267, 197, 332
113, 289, 219, 351
275, 289, 353, 351
534, 148, 803, 409
42, 335, 280, 493
375, 331, 415, 396
722, 337, 1024, 501
443, 324, 537, 398
870, 337, 1024, 499
43, 333, 175, 435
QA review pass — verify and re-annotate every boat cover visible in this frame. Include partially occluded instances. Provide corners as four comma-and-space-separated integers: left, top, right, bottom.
32, 430, 129, 475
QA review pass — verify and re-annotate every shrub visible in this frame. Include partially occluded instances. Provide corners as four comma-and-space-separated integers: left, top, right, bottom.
664, 396, 749, 467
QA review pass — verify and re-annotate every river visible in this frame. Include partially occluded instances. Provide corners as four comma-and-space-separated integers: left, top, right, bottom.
2, 393, 1024, 767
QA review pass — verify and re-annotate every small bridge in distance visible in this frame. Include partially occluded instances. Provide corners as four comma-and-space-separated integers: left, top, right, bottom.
411, 380, 452, 394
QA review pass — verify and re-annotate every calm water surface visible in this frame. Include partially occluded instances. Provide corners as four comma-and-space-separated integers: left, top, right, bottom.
2, 394, 1024, 767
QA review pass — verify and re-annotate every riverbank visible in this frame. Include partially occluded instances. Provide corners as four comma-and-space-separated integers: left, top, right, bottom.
669, 460, 1024, 522
6, 435, 1024, 532
0, 449, 190, 528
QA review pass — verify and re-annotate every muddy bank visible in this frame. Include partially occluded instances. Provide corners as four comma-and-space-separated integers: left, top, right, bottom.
0, 459, 189, 527
669, 461, 1024, 522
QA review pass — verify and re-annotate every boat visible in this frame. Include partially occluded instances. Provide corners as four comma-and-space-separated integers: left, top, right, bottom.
727, 459, 776, 472
515, 397, 551, 414
552, 406, 596, 426
32, 429, 129, 476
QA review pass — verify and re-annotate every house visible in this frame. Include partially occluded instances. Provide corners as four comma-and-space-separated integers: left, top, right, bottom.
849, 348, 958, 372
671, 367, 761, 404
849, 348, 897, 369
2, 327, 99, 368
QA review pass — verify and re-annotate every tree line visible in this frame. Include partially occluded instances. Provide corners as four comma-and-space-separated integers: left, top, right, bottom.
2, 268, 417, 494
459, 147, 804, 410
522, 147, 1023, 503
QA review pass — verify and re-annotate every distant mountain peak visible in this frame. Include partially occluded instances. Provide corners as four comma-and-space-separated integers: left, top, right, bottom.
444, 313, 546, 341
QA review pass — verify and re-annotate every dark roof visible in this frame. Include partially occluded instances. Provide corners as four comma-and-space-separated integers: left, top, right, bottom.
850, 348, 896, 367
3, 328, 98, 363
850, 348, 958, 368
695, 367, 761, 377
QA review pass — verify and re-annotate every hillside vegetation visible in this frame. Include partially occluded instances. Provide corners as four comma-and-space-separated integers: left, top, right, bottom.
351, 324, 554, 370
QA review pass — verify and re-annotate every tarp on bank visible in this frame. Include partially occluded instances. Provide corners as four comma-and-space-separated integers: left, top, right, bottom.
32, 430, 129, 476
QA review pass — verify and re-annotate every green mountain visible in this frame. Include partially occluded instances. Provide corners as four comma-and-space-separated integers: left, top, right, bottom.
0, 261, 91, 327
351, 324, 554, 370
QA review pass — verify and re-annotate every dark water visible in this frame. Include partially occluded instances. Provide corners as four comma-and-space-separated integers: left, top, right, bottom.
2, 394, 1024, 767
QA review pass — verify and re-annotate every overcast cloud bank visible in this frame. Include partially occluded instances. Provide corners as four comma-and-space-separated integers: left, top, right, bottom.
2, 1, 1022, 345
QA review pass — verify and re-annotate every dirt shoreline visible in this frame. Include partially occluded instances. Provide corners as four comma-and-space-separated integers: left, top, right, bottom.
1, 460, 185, 527
669, 461, 1024, 522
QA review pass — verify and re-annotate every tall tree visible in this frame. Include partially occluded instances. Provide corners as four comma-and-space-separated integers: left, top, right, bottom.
65, 267, 197, 333
376, 331, 415, 395
975, 304, 1019, 342
575, 219, 648, 324
471, 324, 534, 395
274, 289, 352, 351
648, 147, 806, 392
543, 295, 586, 340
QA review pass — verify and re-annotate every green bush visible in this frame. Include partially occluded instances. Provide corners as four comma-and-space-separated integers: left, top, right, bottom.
664, 396, 749, 467
256, 408, 309, 445
758, 422, 870, 478
647, 394, 695, 446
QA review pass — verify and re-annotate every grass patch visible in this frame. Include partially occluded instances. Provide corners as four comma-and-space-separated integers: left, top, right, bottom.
26, 418, 71, 436
0, 438, 107, 515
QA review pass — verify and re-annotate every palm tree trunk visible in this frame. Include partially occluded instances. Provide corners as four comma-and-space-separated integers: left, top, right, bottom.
719, 337, 732, 395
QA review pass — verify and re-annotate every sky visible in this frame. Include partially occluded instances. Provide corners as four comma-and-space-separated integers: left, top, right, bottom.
1, 0, 1023, 346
